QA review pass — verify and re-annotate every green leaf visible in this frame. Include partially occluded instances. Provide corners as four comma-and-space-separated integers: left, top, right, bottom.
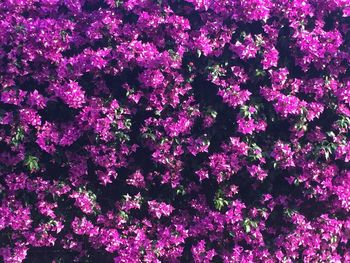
124, 119, 132, 129
324, 150, 330, 160
284, 208, 297, 217
326, 131, 335, 138
255, 69, 266, 77
337, 115, 350, 129
203, 137, 210, 146
126, 88, 134, 97
115, 0, 123, 7
240, 31, 247, 41
272, 161, 278, 169
115, 107, 124, 117
11, 127, 24, 146
243, 218, 258, 233
209, 110, 217, 118
176, 185, 185, 196
244, 224, 251, 233
60, 30, 68, 42
330, 235, 337, 244
115, 131, 130, 142
25, 155, 39, 172
294, 178, 300, 186
214, 191, 229, 211
250, 221, 258, 228
142, 132, 156, 141
119, 211, 128, 220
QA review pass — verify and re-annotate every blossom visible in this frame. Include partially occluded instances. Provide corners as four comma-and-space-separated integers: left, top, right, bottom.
138, 69, 165, 89
36, 122, 60, 154
148, 200, 174, 219
69, 190, 98, 215
271, 141, 295, 168
195, 169, 209, 182
71, 217, 96, 236
187, 137, 210, 155
262, 47, 279, 69
55, 81, 86, 109
19, 109, 41, 127
274, 95, 304, 118
247, 165, 268, 181
335, 142, 350, 162
231, 34, 259, 60
237, 116, 266, 135
126, 170, 145, 188
218, 85, 251, 108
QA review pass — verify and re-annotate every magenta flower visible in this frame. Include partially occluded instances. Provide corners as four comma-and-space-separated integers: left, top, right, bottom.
148, 200, 174, 219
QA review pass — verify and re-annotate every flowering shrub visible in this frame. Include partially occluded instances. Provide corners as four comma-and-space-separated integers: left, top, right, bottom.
1, 0, 350, 262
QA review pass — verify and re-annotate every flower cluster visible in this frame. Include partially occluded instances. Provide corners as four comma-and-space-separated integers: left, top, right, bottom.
0, 0, 350, 262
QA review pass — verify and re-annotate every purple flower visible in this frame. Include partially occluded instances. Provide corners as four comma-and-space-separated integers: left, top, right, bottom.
148, 200, 174, 219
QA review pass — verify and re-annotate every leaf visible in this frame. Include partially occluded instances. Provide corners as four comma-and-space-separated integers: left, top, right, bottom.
250, 221, 258, 228
330, 235, 337, 244
324, 150, 330, 160
119, 211, 128, 220
11, 127, 24, 146
176, 185, 185, 196
209, 110, 217, 118
255, 69, 266, 77
294, 178, 300, 186
115, 0, 123, 7
326, 131, 335, 137
124, 119, 132, 129
25, 155, 39, 172
284, 208, 296, 217
214, 192, 228, 211
244, 224, 251, 233
273, 161, 278, 169
214, 198, 224, 211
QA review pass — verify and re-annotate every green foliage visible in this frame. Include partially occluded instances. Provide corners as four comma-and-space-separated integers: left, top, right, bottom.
242, 218, 258, 233
11, 127, 24, 146
214, 190, 229, 211
336, 115, 350, 130
25, 155, 39, 172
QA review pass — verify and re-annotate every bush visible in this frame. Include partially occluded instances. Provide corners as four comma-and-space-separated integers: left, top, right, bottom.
0, 0, 350, 262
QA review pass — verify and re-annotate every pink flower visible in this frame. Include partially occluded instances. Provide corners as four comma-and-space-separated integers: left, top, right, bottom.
96, 169, 118, 185
36, 122, 60, 154
274, 95, 304, 118
262, 47, 279, 69
55, 81, 86, 109
126, 170, 145, 188
187, 137, 210, 155
148, 200, 174, 219
335, 142, 350, 162
231, 34, 259, 60
271, 141, 295, 168
218, 85, 251, 108
237, 117, 255, 135
195, 169, 209, 182
70, 191, 98, 215
27, 90, 46, 109
138, 69, 165, 88
71, 217, 96, 236
247, 165, 268, 181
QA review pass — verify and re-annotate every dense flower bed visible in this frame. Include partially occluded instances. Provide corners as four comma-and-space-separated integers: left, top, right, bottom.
1, 0, 350, 262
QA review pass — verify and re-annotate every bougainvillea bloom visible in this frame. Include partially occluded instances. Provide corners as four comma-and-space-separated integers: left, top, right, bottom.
0, 0, 350, 262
